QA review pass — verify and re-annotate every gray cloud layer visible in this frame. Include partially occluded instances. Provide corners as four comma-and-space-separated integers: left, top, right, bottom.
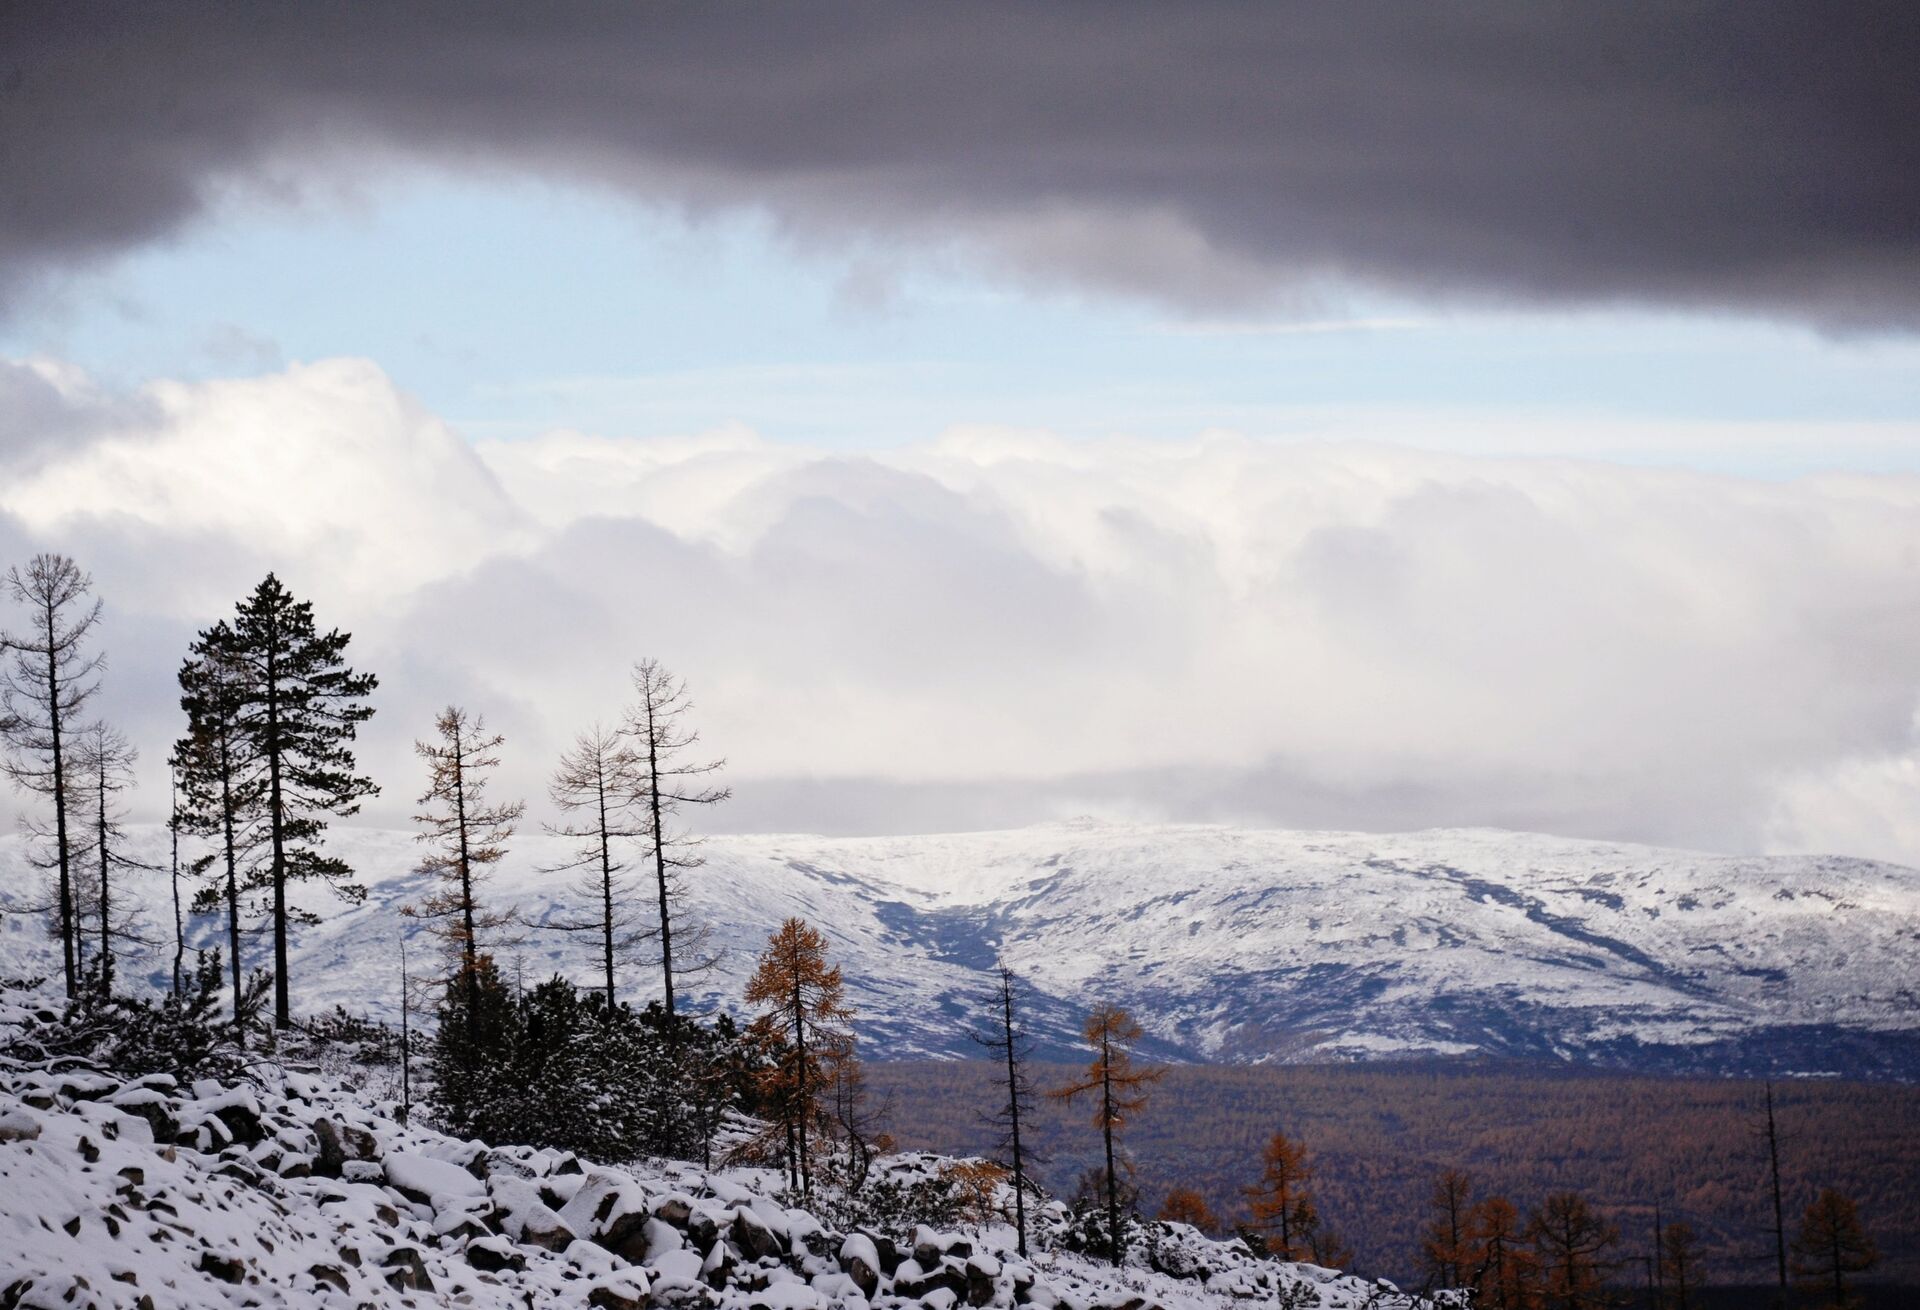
5, 356, 1920, 863
5, 4, 1919, 323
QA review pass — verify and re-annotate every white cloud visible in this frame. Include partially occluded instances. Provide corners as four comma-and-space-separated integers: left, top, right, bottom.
5, 355, 1920, 864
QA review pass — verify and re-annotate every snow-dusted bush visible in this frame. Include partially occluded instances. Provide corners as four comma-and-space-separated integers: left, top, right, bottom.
428, 961, 748, 1163
1, 953, 244, 1081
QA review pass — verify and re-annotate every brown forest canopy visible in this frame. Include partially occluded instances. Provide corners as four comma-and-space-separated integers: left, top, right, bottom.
867, 1061, 1920, 1287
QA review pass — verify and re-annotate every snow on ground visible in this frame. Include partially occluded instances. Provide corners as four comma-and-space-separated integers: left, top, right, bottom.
3, 820, 1917, 1074
0, 990, 1424, 1310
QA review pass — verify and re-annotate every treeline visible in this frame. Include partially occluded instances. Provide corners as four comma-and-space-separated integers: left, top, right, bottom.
870, 1060, 1918, 1296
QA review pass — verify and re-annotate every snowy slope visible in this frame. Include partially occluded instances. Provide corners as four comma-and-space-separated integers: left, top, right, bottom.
3, 821, 1917, 1077
0, 993, 1419, 1310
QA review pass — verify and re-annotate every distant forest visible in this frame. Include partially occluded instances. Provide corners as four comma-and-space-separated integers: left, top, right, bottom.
869, 1060, 1920, 1290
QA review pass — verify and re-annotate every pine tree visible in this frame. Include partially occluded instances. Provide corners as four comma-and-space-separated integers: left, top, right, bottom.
1420, 1167, 1474, 1290
71, 722, 145, 993
175, 622, 268, 1036
1660, 1220, 1700, 1310
1790, 1188, 1877, 1310
1244, 1130, 1318, 1262
0, 553, 104, 996
406, 706, 523, 1003
1051, 1003, 1164, 1264
1529, 1191, 1618, 1310
623, 659, 727, 1021
743, 917, 852, 1204
972, 962, 1042, 1257
544, 725, 647, 1007
224, 574, 378, 1028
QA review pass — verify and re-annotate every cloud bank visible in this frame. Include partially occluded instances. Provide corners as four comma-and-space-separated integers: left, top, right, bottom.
3, 355, 1920, 862
4, 5, 1919, 325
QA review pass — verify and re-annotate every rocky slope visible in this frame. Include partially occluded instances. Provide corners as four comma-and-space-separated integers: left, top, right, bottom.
0, 1000, 1417, 1308
3, 820, 1917, 1077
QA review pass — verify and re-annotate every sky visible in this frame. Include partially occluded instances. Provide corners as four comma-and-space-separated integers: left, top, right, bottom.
4, 5, 1920, 863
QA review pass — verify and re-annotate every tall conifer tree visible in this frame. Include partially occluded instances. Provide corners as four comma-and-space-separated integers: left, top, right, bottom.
224, 574, 378, 1028
0, 553, 104, 996
744, 917, 852, 1203
176, 625, 268, 1034
1790, 1189, 1877, 1309
1051, 1003, 1163, 1264
1245, 1130, 1319, 1261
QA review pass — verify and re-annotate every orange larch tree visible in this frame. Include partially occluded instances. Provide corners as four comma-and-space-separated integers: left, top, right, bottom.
1051, 1003, 1164, 1264
1159, 1186, 1219, 1234
1420, 1167, 1475, 1291
1245, 1130, 1318, 1261
744, 916, 853, 1203
1466, 1194, 1535, 1310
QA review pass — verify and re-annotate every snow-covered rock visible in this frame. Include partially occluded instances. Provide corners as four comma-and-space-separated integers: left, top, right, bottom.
0, 1032, 1428, 1309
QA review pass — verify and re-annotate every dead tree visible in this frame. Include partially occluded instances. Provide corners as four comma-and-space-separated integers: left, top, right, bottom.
972, 961, 1043, 1257
543, 725, 648, 1007
623, 658, 728, 1020
407, 706, 524, 1003
71, 722, 148, 992
0, 554, 104, 996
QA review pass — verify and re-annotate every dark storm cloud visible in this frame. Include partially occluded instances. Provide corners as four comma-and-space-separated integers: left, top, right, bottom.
3, 3, 1918, 324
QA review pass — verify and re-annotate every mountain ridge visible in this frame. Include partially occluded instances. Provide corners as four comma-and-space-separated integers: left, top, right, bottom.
3, 820, 1915, 1078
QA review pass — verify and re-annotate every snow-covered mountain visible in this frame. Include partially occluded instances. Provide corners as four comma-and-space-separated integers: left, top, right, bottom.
5, 821, 1917, 1078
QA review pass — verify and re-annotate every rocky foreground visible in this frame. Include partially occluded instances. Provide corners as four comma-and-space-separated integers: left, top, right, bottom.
0, 1048, 1422, 1310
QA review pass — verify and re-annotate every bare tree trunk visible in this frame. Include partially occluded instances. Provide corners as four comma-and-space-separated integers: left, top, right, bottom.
1101, 1029, 1121, 1264
43, 599, 77, 997
1001, 976, 1029, 1257
597, 771, 614, 1007
95, 754, 111, 991
170, 771, 184, 995
1766, 1083, 1787, 1304
265, 633, 290, 1029
645, 698, 676, 1021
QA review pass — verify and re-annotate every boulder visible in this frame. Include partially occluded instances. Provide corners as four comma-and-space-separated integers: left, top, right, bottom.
701, 1239, 735, 1289
381, 1246, 434, 1293
311, 1118, 346, 1178
108, 1091, 177, 1143
196, 1253, 245, 1284
838, 1234, 881, 1299
307, 1263, 350, 1293
560, 1171, 655, 1263
731, 1209, 787, 1262
465, 1237, 527, 1274
385, 1151, 487, 1208
590, 1272, 653, 1310
0, 1109, 43, 1143
965, 1256, 1000, 1307
490, 1176, 577, 1252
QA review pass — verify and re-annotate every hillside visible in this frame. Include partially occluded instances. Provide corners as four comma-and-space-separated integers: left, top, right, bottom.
3, 821, 1917, 1078
0, 991, 1413, 1310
